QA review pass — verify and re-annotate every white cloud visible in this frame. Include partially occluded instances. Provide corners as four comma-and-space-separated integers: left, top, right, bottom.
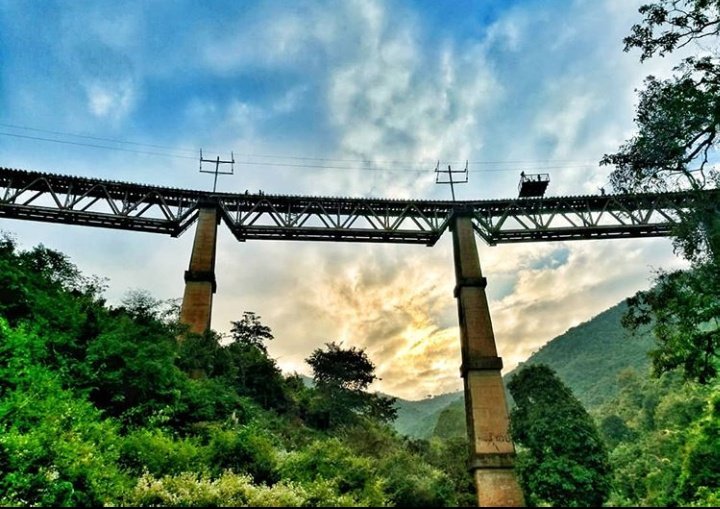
321, 4, 501, 199
84, 78, 137, 120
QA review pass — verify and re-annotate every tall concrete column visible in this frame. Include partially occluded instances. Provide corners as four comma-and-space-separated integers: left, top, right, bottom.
451, 214, 525, 507
179, 203, 220, 334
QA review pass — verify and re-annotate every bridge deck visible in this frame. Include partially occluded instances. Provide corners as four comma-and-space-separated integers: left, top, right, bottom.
1, 167, 715, 245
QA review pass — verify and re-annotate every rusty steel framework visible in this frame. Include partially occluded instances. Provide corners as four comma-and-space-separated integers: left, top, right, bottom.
1, 167, 716, 245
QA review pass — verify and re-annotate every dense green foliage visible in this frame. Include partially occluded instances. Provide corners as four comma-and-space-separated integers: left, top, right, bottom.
603, 0, 720, 385
2, 222, 717, 507
624, 263, 720, 383
0, 233, 469, 507
598, 368, 720, 506
306, 342, 397, 429
508, 365, 612, 507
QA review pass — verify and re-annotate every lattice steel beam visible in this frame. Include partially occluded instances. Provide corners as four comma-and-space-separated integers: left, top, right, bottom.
216, 194, 451, 244
0, 168, 201, 236
469, 192, 709, 245
1, 167, 717, 245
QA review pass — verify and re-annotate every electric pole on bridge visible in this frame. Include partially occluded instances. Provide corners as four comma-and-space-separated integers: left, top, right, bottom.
435, 160, 468, 201
199, 149, 235, 193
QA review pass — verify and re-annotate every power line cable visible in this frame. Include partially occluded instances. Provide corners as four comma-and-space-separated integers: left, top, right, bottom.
0, 122, 196, 155
0, 131, 604, 173
0, 122, 600, 168
0, 132, 196, 160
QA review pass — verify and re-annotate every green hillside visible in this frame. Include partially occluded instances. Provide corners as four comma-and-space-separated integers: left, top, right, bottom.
507, 301, 655, 409
392, 392, 463, 438
0, 235, 473, 507
402, 301, 656, 439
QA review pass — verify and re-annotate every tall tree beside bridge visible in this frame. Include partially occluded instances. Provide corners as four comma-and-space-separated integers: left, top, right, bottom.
508, 364, 612, 507
603, 0, 720, 383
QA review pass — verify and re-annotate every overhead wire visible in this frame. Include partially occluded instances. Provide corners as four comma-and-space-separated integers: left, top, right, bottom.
0, 123, 605, 174
0, 122, 599, 166
0, 131, 196, 160
0, 122, 197, 154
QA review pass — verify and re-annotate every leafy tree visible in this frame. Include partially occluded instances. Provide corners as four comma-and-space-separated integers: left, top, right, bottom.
229, 311, 274, 353
308, 342, 377, 391
676, 388, 720, 503
119, 428, 203, 477
222, 313, 288, 410
599, 414, 636, 448
601, 0, 720, 262
0, 323, 128, 506
119, 289, 164, 324
205, 425, 280, 484
306, 342, 397, 428
508, 364, 612, 507
404, 436, 475, 507
598, 368, 717, 506
376, 449, 457, 507
603, 0, 720, 383
601, 0, 720, 201
278, 438, 388, 506
84, 314, 188, 425
624, 263, 720, 383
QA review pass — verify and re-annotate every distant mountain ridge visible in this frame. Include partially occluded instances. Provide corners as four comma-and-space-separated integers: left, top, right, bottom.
392, 392, 463, 438
393, 300, 656, 439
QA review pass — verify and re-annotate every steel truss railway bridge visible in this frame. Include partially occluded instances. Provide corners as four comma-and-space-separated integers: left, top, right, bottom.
2, 166, 716, 507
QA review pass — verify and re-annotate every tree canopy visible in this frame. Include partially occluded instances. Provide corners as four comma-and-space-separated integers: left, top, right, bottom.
624, 263, 720, 383
229, 311, 274, 353
508, 364, 612, 507
306, 342, 397, 428
603, 0, 720, 384
602, 0, 720, 262
602, 0, 720, 195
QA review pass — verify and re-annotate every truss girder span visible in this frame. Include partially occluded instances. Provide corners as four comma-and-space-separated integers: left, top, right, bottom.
0, 168, 200, 236
1, 167, 716, 245
217, 197, 449, 244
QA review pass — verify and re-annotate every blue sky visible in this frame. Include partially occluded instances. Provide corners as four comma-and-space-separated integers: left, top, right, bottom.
0, 0, 688, 399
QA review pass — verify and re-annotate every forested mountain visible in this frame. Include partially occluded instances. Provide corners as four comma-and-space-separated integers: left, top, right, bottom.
398, 301, 655, 440
507, 302, 655, 409
392, 392, 462, 438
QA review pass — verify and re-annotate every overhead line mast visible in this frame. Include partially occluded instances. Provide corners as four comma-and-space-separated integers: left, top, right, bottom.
199, 149, 235, 193
435, 160, 469, 201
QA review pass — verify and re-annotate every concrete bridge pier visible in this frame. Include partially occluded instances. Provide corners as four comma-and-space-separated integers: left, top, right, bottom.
179, 201, 220, 334
451, 214, 525, 507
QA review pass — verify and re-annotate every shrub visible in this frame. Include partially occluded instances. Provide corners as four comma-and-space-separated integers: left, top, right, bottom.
0, 359, 128, 506
126, 471, 306, 507
205, 425, 280, 484
120, 428, 204, 477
